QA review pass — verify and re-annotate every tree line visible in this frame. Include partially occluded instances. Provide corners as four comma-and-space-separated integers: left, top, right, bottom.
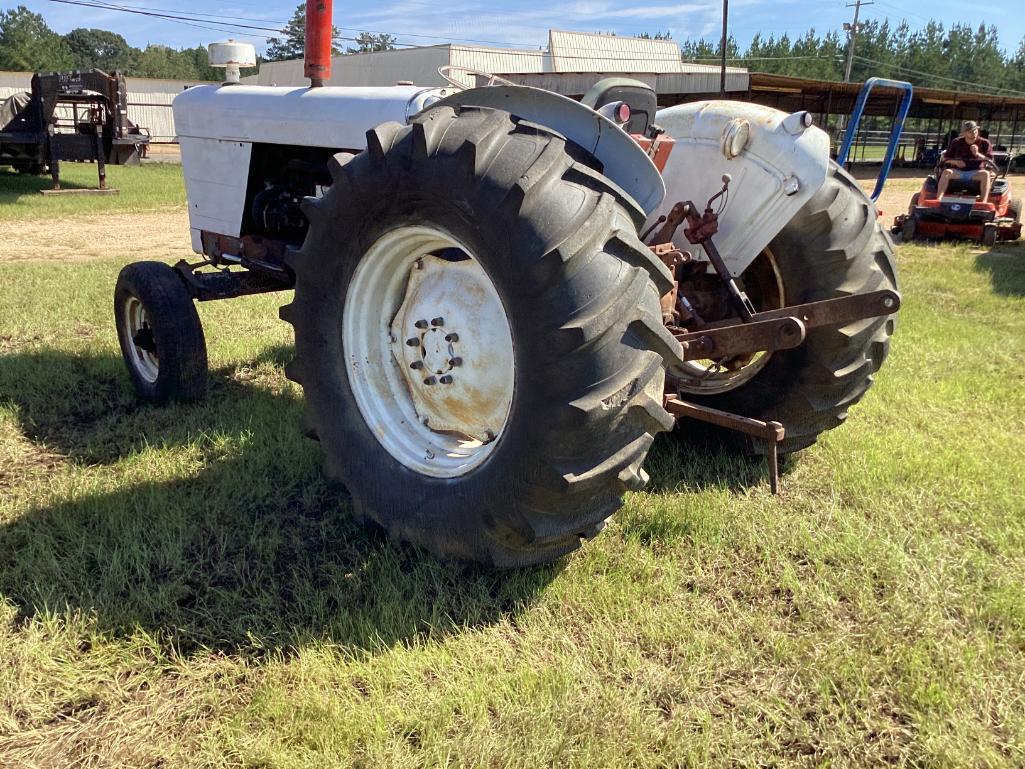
681, 20, 1025, 94
2, 3, 1024, 96
0, 4, 398, 80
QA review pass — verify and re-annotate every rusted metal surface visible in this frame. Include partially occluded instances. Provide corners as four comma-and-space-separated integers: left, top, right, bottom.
700, 289, 901, 331
173, 260, 286, 301
673, 315, 806, 361
389, 251, 513, 443
665, 396, 785, 493
649, 242, 691, 325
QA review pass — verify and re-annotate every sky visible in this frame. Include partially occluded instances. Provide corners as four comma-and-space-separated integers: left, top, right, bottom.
6, 0, 1025, 57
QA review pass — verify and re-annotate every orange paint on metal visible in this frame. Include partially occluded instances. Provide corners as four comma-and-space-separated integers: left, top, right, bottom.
631, 133, 675, 174
304, 0, 333, 86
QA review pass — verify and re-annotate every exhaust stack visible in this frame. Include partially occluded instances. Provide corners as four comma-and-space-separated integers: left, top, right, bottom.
305, 0, 333, 87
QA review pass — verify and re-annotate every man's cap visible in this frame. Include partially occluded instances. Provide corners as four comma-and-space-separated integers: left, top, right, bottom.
962, 120, 979, 131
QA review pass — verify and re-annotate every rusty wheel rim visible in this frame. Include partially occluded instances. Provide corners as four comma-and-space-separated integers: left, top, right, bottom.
342, 226, 515, 478
676, 247, 785, 395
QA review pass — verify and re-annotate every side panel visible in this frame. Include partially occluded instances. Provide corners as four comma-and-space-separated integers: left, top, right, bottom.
652, 101, 831, 276
179, 137, 252, 250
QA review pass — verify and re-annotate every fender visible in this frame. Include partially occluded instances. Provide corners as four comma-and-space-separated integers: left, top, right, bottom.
424, 85, 666, 216
651, 101, 831, 276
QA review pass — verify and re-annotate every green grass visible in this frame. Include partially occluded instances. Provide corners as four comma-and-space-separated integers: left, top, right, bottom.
1, 198, 1024, 765
0, 162, 185, 220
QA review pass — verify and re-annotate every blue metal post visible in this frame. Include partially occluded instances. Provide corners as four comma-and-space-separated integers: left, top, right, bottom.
837, 77, 914, 202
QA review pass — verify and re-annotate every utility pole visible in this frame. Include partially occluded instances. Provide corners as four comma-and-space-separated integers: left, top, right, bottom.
719, 0, 729, 97
843, 0, 872, 82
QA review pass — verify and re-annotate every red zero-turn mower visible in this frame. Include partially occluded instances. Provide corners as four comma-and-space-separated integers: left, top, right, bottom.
895, 154, 1022, 246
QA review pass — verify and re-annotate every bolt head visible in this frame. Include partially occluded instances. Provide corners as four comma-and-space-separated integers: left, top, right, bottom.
449, 356, 462, 367
423, 376, 437, 385
406, 337, 420, 347
445, 333, 459, 343
414, 319, 428, 329
883, 296, 895, 309
431, 317, 444, 327
439, 375, 453, 384
410, 360, 423, 370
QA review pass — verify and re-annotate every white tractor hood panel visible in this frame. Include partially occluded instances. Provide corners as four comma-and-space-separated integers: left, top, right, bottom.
173, 84, 449, 147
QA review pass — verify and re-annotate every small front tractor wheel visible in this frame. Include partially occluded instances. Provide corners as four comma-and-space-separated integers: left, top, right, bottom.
114, 261, 207, 403
675, 161, 899, 454
982, 222, 998, 247
281, 105, 680, 566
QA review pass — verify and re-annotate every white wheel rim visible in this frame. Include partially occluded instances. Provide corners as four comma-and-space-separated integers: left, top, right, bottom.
124, 296, 159, 383
342, 226, 515, 478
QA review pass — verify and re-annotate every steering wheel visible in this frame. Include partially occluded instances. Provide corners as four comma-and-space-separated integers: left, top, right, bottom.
979, 158, 1000, 174
437, 65, 516, 90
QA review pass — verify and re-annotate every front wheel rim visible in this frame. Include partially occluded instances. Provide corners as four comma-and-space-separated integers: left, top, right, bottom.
342, 225, 515, 479
123, 296, 159, 383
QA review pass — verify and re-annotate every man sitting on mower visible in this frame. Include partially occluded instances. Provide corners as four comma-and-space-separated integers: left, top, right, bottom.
936, 120, 995, 201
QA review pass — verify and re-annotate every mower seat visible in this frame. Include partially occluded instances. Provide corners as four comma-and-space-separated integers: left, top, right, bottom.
925, 172, 1007, 199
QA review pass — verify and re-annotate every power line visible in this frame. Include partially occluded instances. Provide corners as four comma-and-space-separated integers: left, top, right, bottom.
851, 54, 1025, 96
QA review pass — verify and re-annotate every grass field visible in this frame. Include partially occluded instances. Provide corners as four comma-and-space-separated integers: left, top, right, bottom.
0, 164, 185, 221
1, 164, 1024, 768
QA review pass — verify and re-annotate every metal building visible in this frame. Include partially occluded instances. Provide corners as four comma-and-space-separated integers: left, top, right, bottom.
245, 29, 750, 101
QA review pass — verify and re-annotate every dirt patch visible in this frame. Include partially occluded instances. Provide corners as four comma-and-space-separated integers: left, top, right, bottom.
0, 209, 193, 264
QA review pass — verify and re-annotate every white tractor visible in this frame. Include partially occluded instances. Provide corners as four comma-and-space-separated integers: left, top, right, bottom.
114, 15, 899, 566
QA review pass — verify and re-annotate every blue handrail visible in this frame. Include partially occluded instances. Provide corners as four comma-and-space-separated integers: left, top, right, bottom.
837, 77, 914, 202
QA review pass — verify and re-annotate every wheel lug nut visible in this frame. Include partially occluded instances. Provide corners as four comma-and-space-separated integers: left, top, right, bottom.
449, 357, 462, 367
405, 337, 419, 347
423, 376, 437, 385
431, 317, 444, 327
445, 333, 459, 342
414, 319, 428, 329
439, 375, 453, 384
410, 360, 423, 370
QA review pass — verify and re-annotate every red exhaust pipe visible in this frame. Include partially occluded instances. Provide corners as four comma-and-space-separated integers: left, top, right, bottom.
305, 0, 332, 87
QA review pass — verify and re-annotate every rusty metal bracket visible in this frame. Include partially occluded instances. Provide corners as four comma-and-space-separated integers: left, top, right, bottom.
674, 316, 806, 361
701, 289, 901, 331
665, 397, 786, 493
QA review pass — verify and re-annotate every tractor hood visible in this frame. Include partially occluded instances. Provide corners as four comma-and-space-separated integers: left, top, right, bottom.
172, 84, 451, 148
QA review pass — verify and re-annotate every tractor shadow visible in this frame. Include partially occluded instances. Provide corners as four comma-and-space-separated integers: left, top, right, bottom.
0, 167, 90, 203
645, 424, 796, 495
975, 240, 1025, 297
0, 346, 561, 659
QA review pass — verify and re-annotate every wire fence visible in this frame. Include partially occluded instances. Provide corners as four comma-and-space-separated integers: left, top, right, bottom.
830, 128, 1025, 167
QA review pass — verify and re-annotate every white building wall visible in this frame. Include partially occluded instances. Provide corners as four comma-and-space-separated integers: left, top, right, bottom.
245, 47, 452, 87
242, 31, 749, 99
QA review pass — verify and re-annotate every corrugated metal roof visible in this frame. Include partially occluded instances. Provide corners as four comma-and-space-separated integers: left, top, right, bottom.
548, 30, 681, 74
449, 45, 545, 77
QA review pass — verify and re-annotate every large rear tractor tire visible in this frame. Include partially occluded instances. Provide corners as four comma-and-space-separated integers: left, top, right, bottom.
675, 161, 899, 454
281, 105, 682, 567
114, 261, 208, 403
